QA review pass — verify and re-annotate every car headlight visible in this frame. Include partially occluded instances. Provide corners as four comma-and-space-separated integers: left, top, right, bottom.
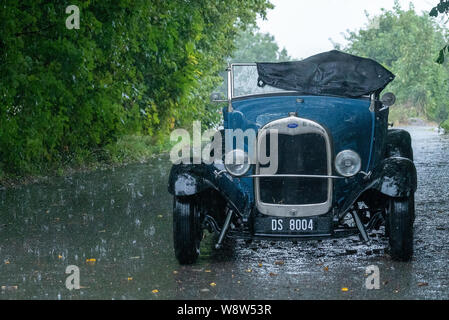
335, 150, 361, 177
224, 149, 250, 176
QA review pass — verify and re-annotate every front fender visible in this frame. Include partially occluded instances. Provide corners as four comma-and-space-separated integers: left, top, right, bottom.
168, 164, 212, 197
372, 156, 417, 198
168, 162, 250, 215
385, 129, 413, 160
338, 156, 417, 218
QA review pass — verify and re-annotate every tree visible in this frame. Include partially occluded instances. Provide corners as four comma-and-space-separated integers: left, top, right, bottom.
230, 26, 291, 62
430, 0, 449, 63
0, 0, 273, 174
335, 2, 449, 128
197, 26, 291, 129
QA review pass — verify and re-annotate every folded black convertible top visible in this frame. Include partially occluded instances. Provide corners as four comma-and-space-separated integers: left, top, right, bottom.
256, 50, 395, 98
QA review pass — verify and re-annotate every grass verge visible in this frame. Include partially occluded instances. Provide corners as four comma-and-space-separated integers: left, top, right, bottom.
0, 135, 174, 189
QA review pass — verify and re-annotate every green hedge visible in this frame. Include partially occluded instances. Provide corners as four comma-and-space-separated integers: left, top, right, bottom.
0, 0, 272, 174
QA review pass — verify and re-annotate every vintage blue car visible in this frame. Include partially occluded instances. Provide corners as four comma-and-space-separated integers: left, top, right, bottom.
168, 50, 417, 264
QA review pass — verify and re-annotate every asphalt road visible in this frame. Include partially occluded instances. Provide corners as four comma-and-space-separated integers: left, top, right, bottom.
0, 126, 448, 299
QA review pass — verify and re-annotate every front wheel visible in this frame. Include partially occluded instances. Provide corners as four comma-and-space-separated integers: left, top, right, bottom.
387, 196, 414, 261
173, 197, 203, 265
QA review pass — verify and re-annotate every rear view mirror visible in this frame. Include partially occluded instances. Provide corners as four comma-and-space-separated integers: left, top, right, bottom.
210, 92, 227, 103
381, 92, 396, 107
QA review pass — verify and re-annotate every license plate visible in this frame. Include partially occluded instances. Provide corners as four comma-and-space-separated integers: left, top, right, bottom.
253, 215, 332, 236
271, 218, 314, 232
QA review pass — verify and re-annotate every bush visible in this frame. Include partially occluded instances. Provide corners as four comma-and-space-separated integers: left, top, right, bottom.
388, 105, 420, 124
0, 1, 272, 175
338, 3, 449, 124
441, 119, 449, 132
104, 135, 169, 164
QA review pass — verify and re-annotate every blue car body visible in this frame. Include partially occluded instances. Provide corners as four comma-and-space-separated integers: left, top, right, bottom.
168, 54, 417, 255
226, 95, 377, 211
169, 93, 416, 237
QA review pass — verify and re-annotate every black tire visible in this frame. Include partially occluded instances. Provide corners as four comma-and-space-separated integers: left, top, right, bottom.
387, 196, 414, 261
385, 215, 390, 238
173, 197, 202, 265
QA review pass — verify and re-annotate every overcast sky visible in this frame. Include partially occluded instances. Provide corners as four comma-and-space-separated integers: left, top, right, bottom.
257, 0, 438, 59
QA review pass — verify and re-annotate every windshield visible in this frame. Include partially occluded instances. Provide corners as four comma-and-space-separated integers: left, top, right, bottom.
232, 64, 291, 98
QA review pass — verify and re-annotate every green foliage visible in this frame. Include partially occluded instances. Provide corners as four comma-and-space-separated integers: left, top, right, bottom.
230, 26, 291, 62
441, 119, 449, 131
436, 44, 449, 64
430, 0, 449, 17
430, 1, 449, 63
104, 135, 173, 165
0, 0, 273, 175
336, 2, 449, 125
388, 105, 419, 124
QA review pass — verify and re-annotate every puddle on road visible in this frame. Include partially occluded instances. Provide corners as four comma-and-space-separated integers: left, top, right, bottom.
0, 157, 178, 299
0, 127, 448, 299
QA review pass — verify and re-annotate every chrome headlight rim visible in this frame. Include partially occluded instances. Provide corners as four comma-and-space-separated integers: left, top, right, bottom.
224, 149, 251, 177
335, 149, 362, 177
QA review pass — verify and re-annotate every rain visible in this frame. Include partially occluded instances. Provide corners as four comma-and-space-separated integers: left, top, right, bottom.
0, 126, 447, 299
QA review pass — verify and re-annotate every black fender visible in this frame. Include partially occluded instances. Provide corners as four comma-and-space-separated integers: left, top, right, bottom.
338, 156, 417, 218
168, 162, 250, 215
371, 156, 417, 198
168, 163, 214, 197
385, 129, 413, 160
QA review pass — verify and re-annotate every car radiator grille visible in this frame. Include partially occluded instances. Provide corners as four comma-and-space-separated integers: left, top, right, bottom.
259, 132, 328, 205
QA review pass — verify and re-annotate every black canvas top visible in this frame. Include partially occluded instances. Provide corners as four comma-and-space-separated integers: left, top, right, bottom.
256, 50, 395, 98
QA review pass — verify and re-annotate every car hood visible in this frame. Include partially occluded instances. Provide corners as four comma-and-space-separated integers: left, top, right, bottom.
224, 95, 375, 173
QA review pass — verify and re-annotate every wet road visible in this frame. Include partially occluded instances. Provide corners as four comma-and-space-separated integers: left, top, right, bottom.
0, 126, 448, 300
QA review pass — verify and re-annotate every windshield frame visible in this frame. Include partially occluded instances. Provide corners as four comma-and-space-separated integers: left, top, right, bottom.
225, 63, 375, 113
228, 63, 298, 100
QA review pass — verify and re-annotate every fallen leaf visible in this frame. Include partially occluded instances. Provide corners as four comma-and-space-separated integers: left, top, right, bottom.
58, 255, 63, 259
4, 260, 10, 265
418, 282, 428, 287
258, 263, 263, 268
246, 268, 252, 273
1, 285, 18, 291
323, 266, 329, 272
152, 289, 159, 293
205, 270, 211, 273
269, 272, 277, 277
341, 287, 349, 292
127, 277, 133, 281
210, 282, 216, 287
274, 261, 285, 266
86, 258, 96, 264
